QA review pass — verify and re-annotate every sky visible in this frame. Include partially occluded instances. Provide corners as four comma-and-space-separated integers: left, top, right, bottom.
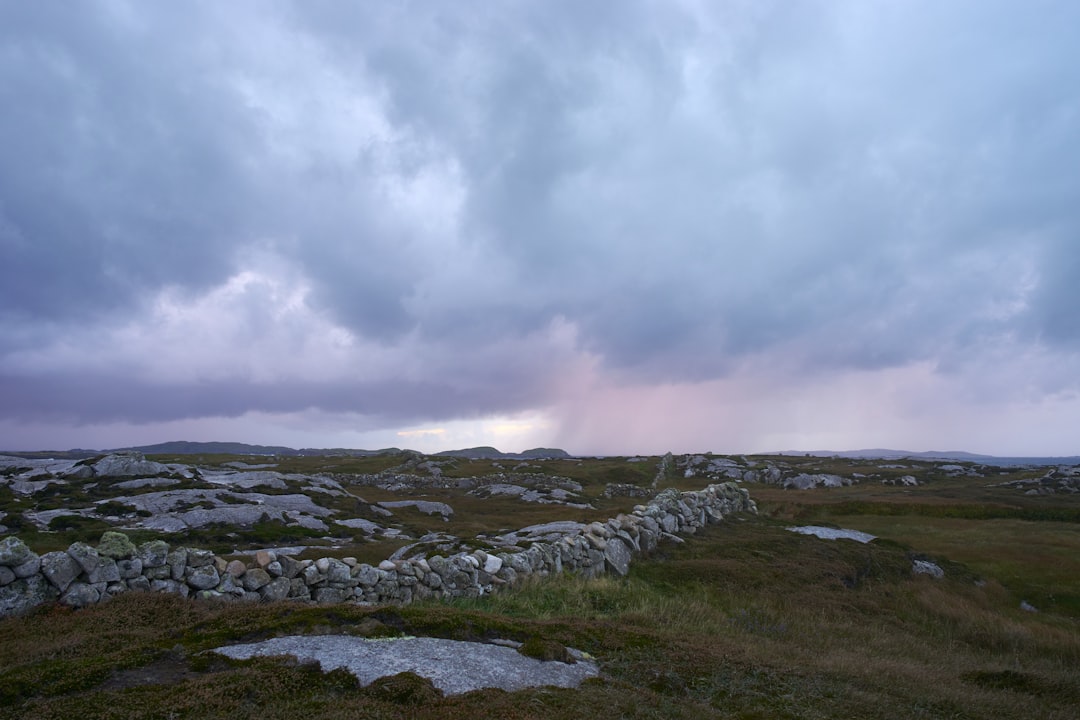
1, 1, 1078, 456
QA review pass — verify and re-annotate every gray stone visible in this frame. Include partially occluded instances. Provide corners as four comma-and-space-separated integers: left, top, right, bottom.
212, 635, 599, 695
12, 554, 41, 579
215, 574, 244, 597
288, 578, 311, 600
127, 576, 151, 592
326, 559, 352, 585
186, 548, 216, 568
92, 452, 172, 477
186, 565, 220, 590
242, 568, 272, 591
313, 587, 347, 604
301, 565, 324, 586
60, 581, 101, 609
167, 548, 187, 580
137, 540, 170, 568
97, 531, 137, 559
1, 575, 59, 616
41, 551, 82, 592
87, 557, 121, 584
353, 564, 380, 587
377, 500, 454, 518
604, 537, 632, 576
266, 561, 283, 577
279, 555, 302, 579
0, 566, 14, 586
143, 565, 171, 580
912, 560, 944, 578
67, 542, 102, 576
260, 577, 291, 602
116, 558, 143, 580
225, 560, 247, 577
0, 536, 34, 567
151, 579, 189, 597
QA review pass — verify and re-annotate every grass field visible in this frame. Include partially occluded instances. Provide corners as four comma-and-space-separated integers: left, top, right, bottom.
1, 453, 1078, 718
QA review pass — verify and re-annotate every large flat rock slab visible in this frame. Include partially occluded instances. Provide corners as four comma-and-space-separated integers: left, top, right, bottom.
213, 635, 598, 695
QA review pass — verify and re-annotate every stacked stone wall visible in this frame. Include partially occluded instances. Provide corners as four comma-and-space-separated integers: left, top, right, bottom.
0, 483, 755, 617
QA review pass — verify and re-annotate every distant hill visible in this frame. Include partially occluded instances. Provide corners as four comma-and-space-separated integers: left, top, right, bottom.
116, 441, 301, 456
104, 441, 572, 460
435, 446, 571, 460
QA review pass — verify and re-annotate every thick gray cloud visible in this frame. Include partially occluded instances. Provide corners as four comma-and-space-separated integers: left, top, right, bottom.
1, 1, 1078, 451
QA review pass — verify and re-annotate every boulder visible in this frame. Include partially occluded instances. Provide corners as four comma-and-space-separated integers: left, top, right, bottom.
0, 566, 14, 586
97, 531, 137, 559
242, 568, 272, 591
137, 540, 170, 568
87, 557, 121, 584
41, 551, 82, 592
127, 576, 151, 592
91, 452, 172, 477
186, 548, 216, 568
117, 559, 143, 580
60, 581, 101, 609
260, 577, 291, 602
603, 537, 632, 577
186, 565, 220, 591
12, 554, 41, 579
1, 575, 59, 616
67, 542, 102, 577
0, 536, 33, 567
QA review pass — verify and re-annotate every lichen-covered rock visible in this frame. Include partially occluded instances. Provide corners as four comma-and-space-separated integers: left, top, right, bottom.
127, 576, 151, 592
87, 556, 121, 584
242, 568, 271, 591
60, 581, 101, 609
260, 576, 291, 602
97, 531, 137, 559
41, 551, 81, 592
116, 558, 143, 580
0, 536, 33, 567
137, 540, 170, 568
167, 548, 188, 580
603, 537, 632, 576
12, 552, 41, 578
1, 575, 58, 615
313, 587, 347, 604
67, 542, 102, 576
91, 452, 172, 477
186, 565, 220, 590
186, 548, 216, 568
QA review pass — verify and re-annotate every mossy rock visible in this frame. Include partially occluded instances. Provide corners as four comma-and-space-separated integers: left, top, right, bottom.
362, 671, 444, 705
517, 635, 574, 663
97, 531, 136, 559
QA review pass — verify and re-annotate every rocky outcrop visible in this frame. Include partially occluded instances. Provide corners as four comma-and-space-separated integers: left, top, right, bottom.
0, 482, 756, 617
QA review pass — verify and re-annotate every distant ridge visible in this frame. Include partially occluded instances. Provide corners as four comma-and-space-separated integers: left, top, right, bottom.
116, 441, 301, 456
435, 446, 571, 460
106, 441, 572, 460
769, 448, 1080, 466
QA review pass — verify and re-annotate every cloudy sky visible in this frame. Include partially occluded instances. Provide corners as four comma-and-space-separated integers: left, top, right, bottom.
2, 1, 1078, 456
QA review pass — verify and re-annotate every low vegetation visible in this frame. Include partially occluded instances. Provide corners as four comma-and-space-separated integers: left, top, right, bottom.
2, 451, 1079, 718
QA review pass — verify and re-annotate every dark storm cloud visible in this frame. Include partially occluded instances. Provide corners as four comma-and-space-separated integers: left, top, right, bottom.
1, 0, 1078, 434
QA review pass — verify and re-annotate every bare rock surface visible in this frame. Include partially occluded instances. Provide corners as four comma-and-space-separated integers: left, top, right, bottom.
787, 526, 877, 543
212, 635, 598, 695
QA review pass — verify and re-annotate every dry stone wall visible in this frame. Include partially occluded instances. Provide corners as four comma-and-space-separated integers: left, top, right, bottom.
0, 483, 755, 618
